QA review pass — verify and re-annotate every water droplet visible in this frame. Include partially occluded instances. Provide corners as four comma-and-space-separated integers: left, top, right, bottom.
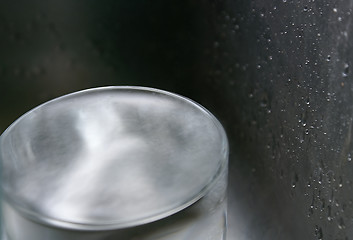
314, 225, 323, 240
260, 98, 268, 107
283, 0, 287, 2
342, 63, 349, 77
268, 56, 273, 60
333, 8, 338, 13
338, 217, 345, 229
257, 64, 261, 69
304, 6, 308, 12
234, 24, 240, 30
327, 205, 332, 221
321, 199, 326, 210
306, 97, 310, 105
308, 204, 314, 216
339, 176, 343, 188
329, 190, 334, 203
327, 55, 331, 62
292, 173, 299, 188
348, 153, 352, 162
338, 16, 342, 21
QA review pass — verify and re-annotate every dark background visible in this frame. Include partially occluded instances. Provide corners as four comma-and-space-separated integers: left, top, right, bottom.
1, 0, 353, 239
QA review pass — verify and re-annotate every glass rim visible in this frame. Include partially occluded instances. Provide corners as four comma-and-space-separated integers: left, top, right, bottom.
0, 86, 229, 230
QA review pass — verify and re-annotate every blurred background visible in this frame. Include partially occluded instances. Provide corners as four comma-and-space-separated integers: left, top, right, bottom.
1, 0, 353, 239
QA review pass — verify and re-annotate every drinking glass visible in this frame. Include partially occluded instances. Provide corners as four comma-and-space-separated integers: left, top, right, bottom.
0, 86, 228, 240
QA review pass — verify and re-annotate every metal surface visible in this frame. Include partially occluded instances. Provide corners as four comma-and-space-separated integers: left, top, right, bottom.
1, 0, 353, 239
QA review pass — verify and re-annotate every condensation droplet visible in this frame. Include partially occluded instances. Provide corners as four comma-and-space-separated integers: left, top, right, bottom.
333, 8, 338, 13
306, 97, 310, 105
329, 189, 334, 203
327, 205, 332, 221
314, 225, 323, 240
260, 98, 268, 108
339, 176, 343, 188
308, 204, 314, 217
327, 55, 331, 62
304, 6, 308, 12
348, 153, 352, 162
342, 63, 349, 77
292, 173, 299, 188
338, 217, 345, 229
